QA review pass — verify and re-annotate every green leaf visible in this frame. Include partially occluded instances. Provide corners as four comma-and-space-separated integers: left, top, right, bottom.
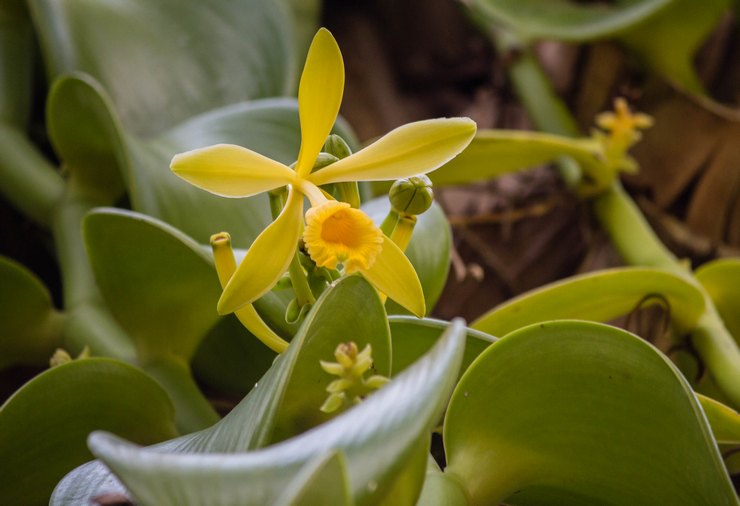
29, 0, 295, 136
46, 72, 126, 202
698, 394, 740, 445
696, 258, 740, 345
388, 316, 495, 377
0, 358, 177, 505
619, 0, 730, 94
445, 320, 737, 505
53, 318, 467, 505
274, 451, 353, 506
0, 256, 65, 370
466, 0, 672, 43
431, 130, 602, 186
473, 267, 706, 336
416, 458, 469, 506
364, 198, 452, 314
84, 208, 222, 363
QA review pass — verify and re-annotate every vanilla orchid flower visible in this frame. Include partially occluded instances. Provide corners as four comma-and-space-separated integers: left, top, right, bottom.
171, 28, 476, 317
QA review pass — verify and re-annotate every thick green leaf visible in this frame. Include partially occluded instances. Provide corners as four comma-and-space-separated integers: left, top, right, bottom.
698, 394, 740, 445
416, 458, 469, 506
191, 315, 278, 396
473, 267, 706, 336
29, 0, 295, 136
432, 130, 601, 186
619, 0, 730, 94
53, 319, 466, 505
0, 256, 65, 369
364, 198, 452, 314
445, 320, 736, 505
274, 451, 353, 506
389, 316, 495, 377
46, 73, 126, 201
466, 0, 672, 43
0, 358, 177, 505
84, 208, 221, 363
696, 258, 740, 345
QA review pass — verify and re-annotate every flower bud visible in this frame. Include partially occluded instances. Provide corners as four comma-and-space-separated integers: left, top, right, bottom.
389, 175, 434, 216
323, 134, 352, 159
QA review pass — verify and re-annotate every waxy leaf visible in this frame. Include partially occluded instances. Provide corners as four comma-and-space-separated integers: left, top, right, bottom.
29, 0, 295, 136
0, 256, 64, 369
698, 394, 740, 445
388, 316, 495, 377
274, 451, 353, 506
619, 0, 730, 94
473, 267, 706, 336
696, 258, 740, 344
445, 320, 736, 505
84, 209, 222, 363
466, 0, 671, 43
0, 358, 177, 505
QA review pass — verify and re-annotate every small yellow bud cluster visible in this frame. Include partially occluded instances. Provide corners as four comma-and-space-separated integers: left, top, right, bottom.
594, 97, 654, 174
319, 342, 389, 414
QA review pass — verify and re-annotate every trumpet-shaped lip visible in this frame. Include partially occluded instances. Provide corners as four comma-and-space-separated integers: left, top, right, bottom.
304, 201, 383, 273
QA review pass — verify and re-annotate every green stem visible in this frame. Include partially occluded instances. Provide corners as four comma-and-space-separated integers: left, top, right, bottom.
51, 177, 135, 360
0, 124, 64, 226
498, 39, 582, 187
141, 356, 220, 434
592, 182, 683, 275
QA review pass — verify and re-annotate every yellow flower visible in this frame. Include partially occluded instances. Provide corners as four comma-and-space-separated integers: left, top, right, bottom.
303, 201, 383, 273
171, 28, 476, 317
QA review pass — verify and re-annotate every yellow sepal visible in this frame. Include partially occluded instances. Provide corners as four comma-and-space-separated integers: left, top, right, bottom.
218, 188, 304, 314
171, 144, 295, 197
307, 118, 476, 186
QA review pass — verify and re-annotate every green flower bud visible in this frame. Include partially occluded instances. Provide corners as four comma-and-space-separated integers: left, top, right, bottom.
323, 134, 352, 159
389, 175, 434, 216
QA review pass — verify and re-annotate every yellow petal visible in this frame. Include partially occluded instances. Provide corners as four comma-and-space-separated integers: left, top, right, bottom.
171, 144, 294, 198
360, 236, 426, 318
307, 118, 477, 186
295, 28, 344, 178
217, 189, 304, 314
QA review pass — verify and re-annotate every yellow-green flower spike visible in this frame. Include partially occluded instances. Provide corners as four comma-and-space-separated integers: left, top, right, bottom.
594, 97, 653, 172
319, 342, 390, 414
171, 27, 475, 318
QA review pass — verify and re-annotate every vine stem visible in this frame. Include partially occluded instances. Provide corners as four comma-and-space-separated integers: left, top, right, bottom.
499, 32, 740, 408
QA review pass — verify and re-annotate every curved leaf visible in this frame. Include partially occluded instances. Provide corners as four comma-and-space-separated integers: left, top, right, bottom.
0, 358, 177, 505
698, 394, 740, 445
84, 208, 221, 363
388, 316, 495, 377
445, 320, 736, 505
696, 258, 740, 345
473, 267, 706, 336
274, 451, 353, 506
29, 0, 295, 136
0, 256, 65, 370
47, 73, 126, 201
467, 0, 672, 43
